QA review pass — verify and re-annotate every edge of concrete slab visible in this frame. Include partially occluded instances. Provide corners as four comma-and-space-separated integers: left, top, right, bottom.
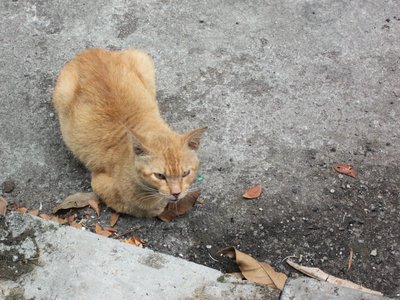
0, 213, 279, 300
281, 277, 394, 300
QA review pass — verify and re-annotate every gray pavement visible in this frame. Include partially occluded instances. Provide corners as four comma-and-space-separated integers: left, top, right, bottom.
1, 0, 399, 298
1, 213, 393, 300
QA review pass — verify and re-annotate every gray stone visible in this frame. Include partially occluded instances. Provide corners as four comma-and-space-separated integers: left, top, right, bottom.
281, 277, 394, 300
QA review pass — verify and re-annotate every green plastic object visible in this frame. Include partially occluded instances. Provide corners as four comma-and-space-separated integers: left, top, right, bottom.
197, 175, 203, 182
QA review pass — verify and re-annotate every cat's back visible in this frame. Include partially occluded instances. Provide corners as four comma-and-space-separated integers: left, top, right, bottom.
53, 48, 156, 115
52, 48, 158, 169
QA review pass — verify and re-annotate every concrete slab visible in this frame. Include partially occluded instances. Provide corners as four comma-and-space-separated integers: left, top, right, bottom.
0, 0, 399, 297
281, 277, 394, 300
0, 212, 279, 300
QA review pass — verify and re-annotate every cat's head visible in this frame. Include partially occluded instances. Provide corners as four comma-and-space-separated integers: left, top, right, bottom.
130, 128, 206, 201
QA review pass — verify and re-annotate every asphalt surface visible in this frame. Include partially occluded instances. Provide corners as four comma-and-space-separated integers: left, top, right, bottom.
1, 0, 399, 297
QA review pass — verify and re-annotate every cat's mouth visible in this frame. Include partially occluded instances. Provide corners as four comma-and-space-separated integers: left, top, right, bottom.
163, 191, 187, 202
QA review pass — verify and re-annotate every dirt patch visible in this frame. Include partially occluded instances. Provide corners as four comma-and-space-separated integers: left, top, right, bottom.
0, 218, 39, 281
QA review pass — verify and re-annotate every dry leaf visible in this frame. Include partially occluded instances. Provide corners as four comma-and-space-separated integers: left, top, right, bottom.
67, 215, 75, 224
110, 212, 120, 227
57, 217, 68, 225
347, 248, 353, 271
70, 222, 83, 229
158, 190, 201, 222
334, 164, 356, 178
53, 192, 99, 213
88, 198, 101, 216
217, 247, 287, 290
39, 213, 52, 220
287, 260, 383, 296
123, 236, 144, 248
16, 207, 28, 213
28, 210, 39, 216
0, 197, 7, 216
103, 227, 118, 233
243, 184, 262, 199
95, 223, 112, 237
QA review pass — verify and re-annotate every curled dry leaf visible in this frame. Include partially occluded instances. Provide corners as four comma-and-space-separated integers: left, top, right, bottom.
39, 213, 52, 220
334, 164, 356, 178
0, 197, 7, 216
123, 236, 144, 248
110, 212, 120, 227
243, 184, 262, 199
103, 227, 118, 233
28, 210, 39, 216
16, 207, 28, 213
53, 192, 99, 213
88, 198, 101, 216
70, 222, 83, 229
95, 223, 112, 237
158, 190, 201, 222
347, 248, 353, 271
217, 247, 287, 290
286, 260, 383, 296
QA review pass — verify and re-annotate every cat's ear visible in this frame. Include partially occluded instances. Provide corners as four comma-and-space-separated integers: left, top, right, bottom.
183, 127, 207, 151
126, 131, 149, 156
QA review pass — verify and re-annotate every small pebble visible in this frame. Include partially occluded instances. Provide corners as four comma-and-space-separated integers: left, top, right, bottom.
330, 189, 335, 194
370, 249, 378, 256
49, 112, 54, 117
2, 180, 16, 193
338, 174, 343, 179
258, 208, 263, 211
178, 253, 184, 257
206, 245, 212, 249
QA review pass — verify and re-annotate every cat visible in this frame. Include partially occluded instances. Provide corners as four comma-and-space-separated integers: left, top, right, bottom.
52, 48, 206, 217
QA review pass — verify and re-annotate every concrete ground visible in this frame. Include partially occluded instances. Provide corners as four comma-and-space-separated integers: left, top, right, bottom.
0, 0, 399, 298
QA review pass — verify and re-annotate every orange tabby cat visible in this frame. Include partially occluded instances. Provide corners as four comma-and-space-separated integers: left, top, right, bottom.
52, 48, 206, 217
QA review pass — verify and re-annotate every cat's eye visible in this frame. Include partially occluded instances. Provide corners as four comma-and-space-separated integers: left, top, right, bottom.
154, 173, 166, 180
182, 170, 190, 177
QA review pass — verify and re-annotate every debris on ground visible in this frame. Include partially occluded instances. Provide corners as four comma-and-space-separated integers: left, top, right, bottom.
217, 247, 287, 290
53, 192, 99, 213
242, 184, 262, 199
286, 260, 383, 296
334, 164, 357, 178
110, 212, 120, 227
123, 236, 144, 248
158, 190, 201, 222
0, 196, 7, 215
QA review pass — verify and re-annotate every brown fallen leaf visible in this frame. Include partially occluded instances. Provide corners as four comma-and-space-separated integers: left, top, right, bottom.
347, 248, 353, 271
110, 212, 120, 227
103, 227, 118, 233
217, 247, 287, 290
39, 213, 52, 220
158, 190, 201, 222
123, 236, 144, 248
95, 223, 112, 237
28, 210, 40, 216
70, 222, 83, 229
0, 197, 7, 216
334, 164, 356, 178
88, 198, 101, 216
67, 215, 75, 225
16, 207, 28, 213
286, 260, 383, 296
243, 184, 262, 199
53, 192, 99, 213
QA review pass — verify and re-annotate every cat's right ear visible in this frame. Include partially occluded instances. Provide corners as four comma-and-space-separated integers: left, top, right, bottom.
126, 131, 149, 156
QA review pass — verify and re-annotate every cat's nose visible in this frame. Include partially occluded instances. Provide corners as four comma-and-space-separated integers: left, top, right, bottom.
172, 193, 181, 199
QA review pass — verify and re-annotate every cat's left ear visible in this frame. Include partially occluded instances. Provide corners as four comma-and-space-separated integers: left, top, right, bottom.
183, 127, 207, 151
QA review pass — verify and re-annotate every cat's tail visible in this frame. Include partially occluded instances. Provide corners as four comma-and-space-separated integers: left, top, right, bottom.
52, 61, 79, 115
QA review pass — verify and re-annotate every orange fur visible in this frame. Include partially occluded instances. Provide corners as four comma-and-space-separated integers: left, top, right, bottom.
53, 48, 205, 217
